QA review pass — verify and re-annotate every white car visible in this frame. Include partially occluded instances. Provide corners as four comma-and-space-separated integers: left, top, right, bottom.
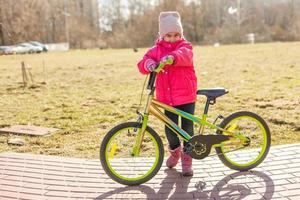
18, 43, 43, 53
29, 41, 48, 52
11, 45, 29, 54
0, 46, 14, 55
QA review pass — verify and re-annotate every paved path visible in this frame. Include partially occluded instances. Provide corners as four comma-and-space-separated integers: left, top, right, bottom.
0, 143, 299, 200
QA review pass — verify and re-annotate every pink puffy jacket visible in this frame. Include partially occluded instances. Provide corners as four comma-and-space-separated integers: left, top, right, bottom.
137, 38, 198, 106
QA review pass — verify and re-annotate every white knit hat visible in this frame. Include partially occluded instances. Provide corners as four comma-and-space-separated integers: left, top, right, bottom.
159, 11, 183, 37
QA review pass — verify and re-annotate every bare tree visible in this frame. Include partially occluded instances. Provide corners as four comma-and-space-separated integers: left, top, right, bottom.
0, 0, 299, 48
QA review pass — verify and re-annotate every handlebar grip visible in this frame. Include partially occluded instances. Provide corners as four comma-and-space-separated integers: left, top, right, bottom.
147, 57, 173, 90
154, 57, 174, 73
165, 57, 174, 65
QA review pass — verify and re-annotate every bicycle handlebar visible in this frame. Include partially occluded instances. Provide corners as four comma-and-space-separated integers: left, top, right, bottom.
154, 57, 173, 73
147, 57, 174, 90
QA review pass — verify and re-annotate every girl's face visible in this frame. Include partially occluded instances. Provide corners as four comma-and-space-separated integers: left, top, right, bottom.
163, 32, 181, 43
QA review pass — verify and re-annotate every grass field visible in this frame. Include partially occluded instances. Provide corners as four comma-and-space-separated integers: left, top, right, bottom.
0, 42, 299, 159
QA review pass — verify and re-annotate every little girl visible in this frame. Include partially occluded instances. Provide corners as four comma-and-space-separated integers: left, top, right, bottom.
137, 11, 197, 176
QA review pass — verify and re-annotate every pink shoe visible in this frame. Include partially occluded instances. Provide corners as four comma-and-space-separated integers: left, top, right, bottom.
181, 152, 193, 176
166, 146, 181, 168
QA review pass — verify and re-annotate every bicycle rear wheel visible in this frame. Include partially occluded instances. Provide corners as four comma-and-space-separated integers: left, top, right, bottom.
100, 122, 164, 185
215, 111, 271, 171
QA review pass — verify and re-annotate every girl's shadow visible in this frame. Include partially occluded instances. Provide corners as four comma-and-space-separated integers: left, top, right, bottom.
95, 169, 274, 200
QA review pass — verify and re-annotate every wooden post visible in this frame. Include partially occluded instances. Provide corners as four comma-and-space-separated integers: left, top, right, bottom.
26, 63, 34, 84
21, 61, 28, 87
42, 59, 47, 84
21, 61, 35, 87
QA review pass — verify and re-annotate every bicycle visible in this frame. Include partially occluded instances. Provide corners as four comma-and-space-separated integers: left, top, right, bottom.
100, 58, 271, 186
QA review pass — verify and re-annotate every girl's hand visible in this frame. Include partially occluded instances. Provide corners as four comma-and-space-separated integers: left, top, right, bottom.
160, 55, 174, 64
145, 59, 157, 72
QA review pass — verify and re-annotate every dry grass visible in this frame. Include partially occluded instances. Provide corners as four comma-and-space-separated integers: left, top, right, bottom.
0, 42, 299, 159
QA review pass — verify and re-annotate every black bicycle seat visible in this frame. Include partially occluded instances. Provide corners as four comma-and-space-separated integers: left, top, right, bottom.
197, 88, 229, 99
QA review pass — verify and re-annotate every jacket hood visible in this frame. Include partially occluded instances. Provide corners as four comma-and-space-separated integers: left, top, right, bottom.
155, 38, 185, 49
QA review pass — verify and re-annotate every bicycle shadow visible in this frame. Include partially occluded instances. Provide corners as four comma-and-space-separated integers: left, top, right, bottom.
95, 169, 274, 200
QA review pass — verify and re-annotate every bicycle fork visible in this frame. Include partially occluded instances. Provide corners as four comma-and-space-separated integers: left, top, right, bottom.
131, 93, 153, 156
132, 113, 148, 156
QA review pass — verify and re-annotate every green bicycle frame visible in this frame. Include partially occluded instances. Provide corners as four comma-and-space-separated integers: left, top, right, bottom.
132, 95, 244, 156
131, 59, 246, 156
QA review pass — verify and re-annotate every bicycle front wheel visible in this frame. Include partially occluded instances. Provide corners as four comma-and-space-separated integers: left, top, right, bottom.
100, 122, 164, 185
215, 111, 271, 171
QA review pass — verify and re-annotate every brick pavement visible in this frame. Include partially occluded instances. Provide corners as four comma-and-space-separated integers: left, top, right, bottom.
0, 143, 299, 199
